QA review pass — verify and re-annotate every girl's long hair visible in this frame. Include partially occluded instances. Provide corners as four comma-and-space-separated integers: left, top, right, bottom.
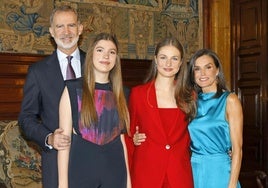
145, 36, 196, 121
80, 33, 129, 134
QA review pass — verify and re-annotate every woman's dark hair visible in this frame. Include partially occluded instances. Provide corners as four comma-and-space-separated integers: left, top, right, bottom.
188, 48, 228, 97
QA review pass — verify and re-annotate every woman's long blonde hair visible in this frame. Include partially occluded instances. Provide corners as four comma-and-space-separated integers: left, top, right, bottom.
80, 33, 129, 134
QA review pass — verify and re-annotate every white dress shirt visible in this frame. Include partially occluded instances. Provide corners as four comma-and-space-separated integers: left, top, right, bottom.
57, 48, 82, 80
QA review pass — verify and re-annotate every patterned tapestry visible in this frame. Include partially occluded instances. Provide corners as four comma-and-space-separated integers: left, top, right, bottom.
0, 121, 42, 187
0, 0, 201, 60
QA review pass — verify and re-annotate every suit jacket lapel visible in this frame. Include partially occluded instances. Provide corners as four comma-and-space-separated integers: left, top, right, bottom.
46, 51, 65, 89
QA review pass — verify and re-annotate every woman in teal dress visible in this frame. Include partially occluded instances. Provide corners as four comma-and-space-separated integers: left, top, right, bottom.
187, 49, 243, 188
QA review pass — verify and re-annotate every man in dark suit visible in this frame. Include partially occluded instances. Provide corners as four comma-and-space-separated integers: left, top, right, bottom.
18, 5, 85, 188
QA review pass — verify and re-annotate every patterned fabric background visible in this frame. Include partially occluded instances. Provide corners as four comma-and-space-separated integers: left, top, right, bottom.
0, 121, 41, 188
0, 0, 201, 60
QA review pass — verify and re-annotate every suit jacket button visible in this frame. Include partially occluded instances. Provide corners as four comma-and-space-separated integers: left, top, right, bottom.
165, 144, 170, 150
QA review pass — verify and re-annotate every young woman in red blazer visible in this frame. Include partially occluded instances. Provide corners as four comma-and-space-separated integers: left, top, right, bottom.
126, 37, 196, 188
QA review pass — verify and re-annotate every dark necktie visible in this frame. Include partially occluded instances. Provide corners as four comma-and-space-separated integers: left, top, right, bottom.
66, 56, 76, 80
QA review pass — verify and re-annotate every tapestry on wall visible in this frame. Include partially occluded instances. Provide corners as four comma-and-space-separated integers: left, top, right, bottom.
0, 0, 201, 60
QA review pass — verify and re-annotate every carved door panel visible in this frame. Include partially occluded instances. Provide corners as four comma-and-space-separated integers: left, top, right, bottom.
231, 0, 268, 187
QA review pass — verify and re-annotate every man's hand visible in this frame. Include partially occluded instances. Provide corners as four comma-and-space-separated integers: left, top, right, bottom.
48, 128, 71, 150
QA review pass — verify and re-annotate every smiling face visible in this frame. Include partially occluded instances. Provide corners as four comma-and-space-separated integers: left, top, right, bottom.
92, 39, 117, 81
193, 54, 219, 93
49, 10, 83, 54
155, 45, 182, 79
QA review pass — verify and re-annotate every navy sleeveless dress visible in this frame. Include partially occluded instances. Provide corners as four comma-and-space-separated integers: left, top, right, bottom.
66, 78, 127, 188
188, 92, 241, 188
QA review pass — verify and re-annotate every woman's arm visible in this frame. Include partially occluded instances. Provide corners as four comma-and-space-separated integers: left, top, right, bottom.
121, 134, 132, 188
226, 93, 243, 188
58, 87, 73, 188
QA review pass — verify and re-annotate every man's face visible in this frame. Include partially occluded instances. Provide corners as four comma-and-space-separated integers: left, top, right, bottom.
49, 11, 83, 54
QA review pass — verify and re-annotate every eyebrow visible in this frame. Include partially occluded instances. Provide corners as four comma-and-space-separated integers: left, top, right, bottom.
195, 62, 214, 67
95, 46, 117, 51
158, 54, 180, 57
55, 23, 77, 27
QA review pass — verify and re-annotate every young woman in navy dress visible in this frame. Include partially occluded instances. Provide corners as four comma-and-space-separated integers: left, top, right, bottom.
58, 33, 131, 188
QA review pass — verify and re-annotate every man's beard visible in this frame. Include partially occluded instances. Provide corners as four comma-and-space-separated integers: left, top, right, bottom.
54, 35, 79, 50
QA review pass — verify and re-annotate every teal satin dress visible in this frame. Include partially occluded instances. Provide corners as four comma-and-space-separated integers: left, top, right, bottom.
188, 92, 241, 188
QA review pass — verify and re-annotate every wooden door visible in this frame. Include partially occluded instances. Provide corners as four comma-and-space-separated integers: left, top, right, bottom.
231, 0, 268, 187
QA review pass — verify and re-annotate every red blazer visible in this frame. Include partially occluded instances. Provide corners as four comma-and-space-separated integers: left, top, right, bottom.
126, 81, 193, 188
